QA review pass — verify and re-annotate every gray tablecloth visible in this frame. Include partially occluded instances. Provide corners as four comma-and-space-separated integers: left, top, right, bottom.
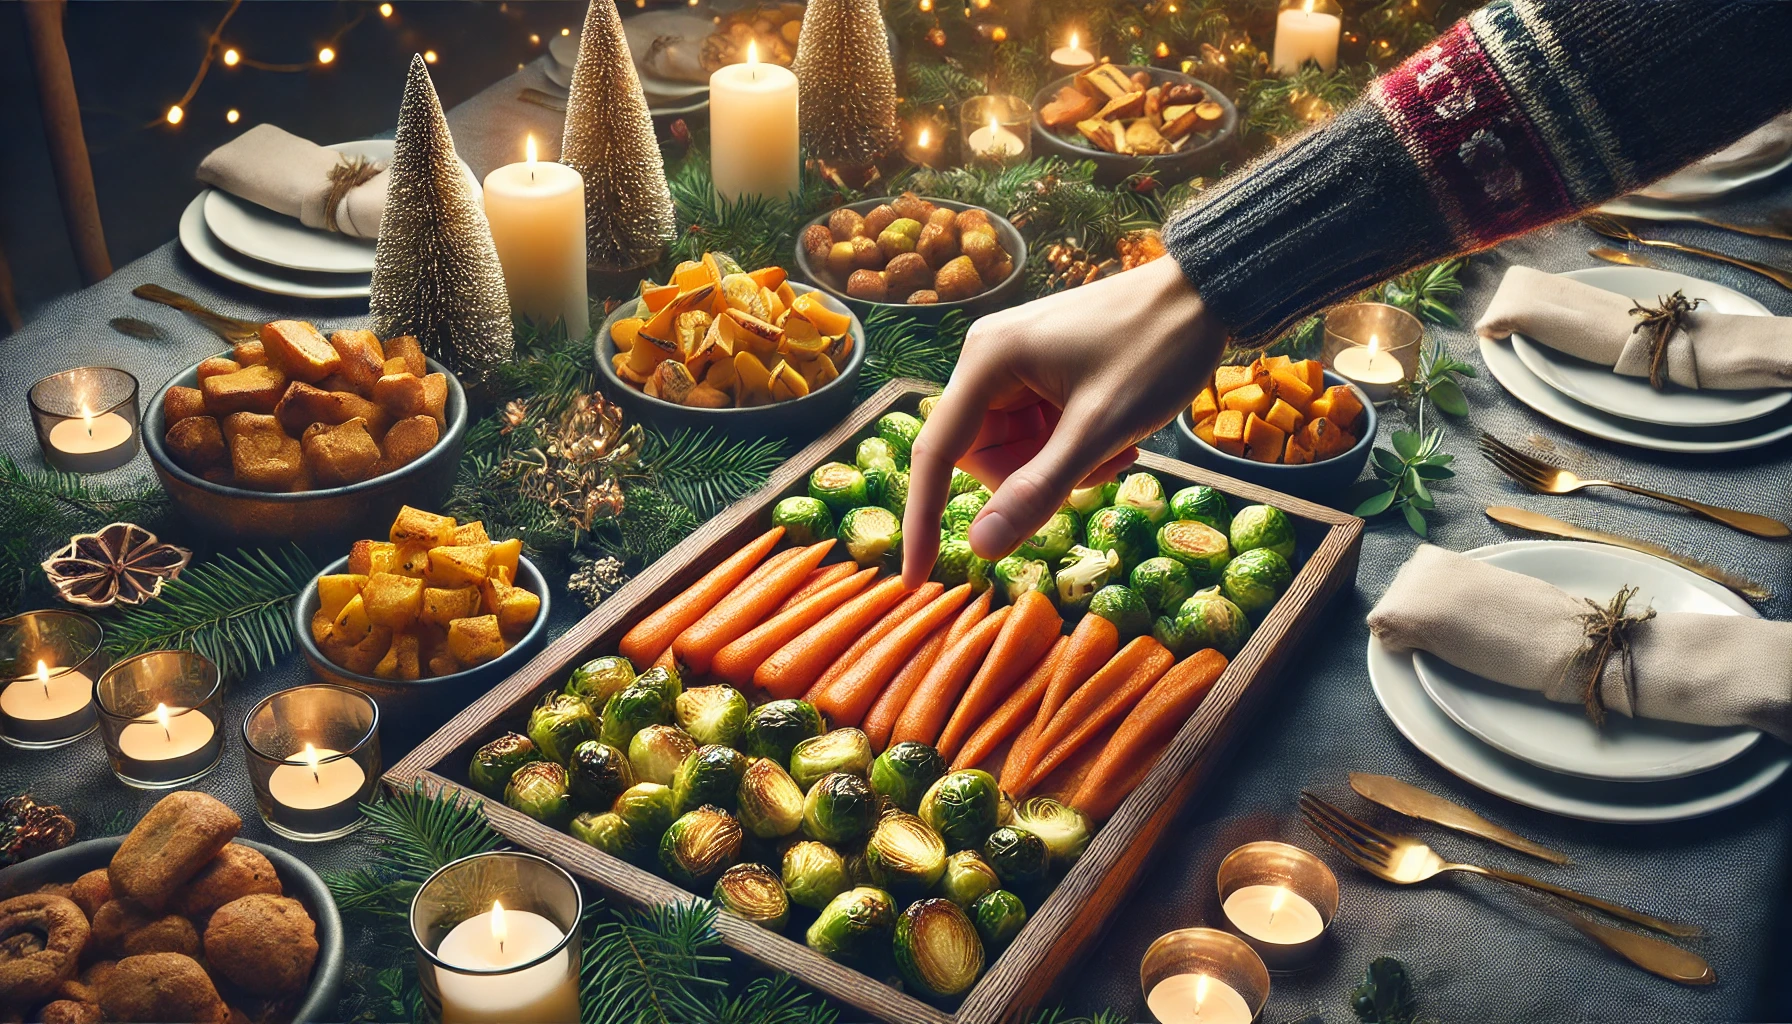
4, 59, 1790, 1023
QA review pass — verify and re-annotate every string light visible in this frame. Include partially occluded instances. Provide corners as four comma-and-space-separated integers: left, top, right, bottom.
222, 47, 240, 66
529, 32, 540, 43
423, 49, 438, 62
991, 25, 1007, 40
560, 26, 571, 35
166, 105, 184, 125
919, 0, 932, 11
226, 108, 240, 123
317, 46, 336, 63
379, 2, 393, 15
1155, 40, 1170, 57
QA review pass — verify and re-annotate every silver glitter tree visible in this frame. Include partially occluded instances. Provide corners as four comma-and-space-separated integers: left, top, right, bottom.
562, 0, 676, 272
370, 54, 513, 387
793, 0, 899, 166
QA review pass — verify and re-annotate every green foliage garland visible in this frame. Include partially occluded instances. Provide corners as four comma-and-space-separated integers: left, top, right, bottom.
102, 547, 316, 681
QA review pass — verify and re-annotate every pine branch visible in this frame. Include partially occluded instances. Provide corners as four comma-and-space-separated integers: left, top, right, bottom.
445, 453, 573, 556
0, 456, 169, 615
858, 308, 969, 394
102, 546, 315, 681
594, 485, 702, 569
491, 315, 600, 417
666, 150, 840, 275
640, 428, 788, 519
580, 901, 731, 1024
358, 780, 504, 886
709, 975, 839, 1024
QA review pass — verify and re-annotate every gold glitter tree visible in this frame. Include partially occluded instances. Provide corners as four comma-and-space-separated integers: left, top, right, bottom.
793, 0, 899, 165
561, 0, 676, 272
370, 54, 514, 387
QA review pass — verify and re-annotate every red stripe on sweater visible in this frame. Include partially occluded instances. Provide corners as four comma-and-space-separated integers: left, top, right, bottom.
1371, 19, 1575, 248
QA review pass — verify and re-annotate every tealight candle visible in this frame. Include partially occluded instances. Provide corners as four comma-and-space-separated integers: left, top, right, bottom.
1146, 971, 1256, 1024
97, 650, 225, 788
243, 683, 381, 840
118, 703, 216, 766
903, 123, 946, 169
1221, 885, 1325, 946
1140, 928, 1270, 1024
1271, 0, 1341, 74
414, 852, 584, 1024
1050, 31, 1096, 73
1330, 335, 1405, 399
1323, 302, 1422, 402
961, 94, 1031, 162
1216, 841, 1339, 970
968, 114, 1026, 157
0, 611, 105, 750
483, 135, 590, 339
709, 41, 800, 201
29, 368, 140, 474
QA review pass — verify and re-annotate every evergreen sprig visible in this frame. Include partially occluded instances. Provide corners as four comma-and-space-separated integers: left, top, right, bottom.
639, 428, 789, 519
1237, 62, 1375, 144
492, 315, 601, 418
1371, 259, 1467, 326
0, 457, 169, 615
859, 308, 970, 395
102, 546, 315, 681
595, 484, 704, 569
666, 150, 839, 275
581, 902, 732, 1024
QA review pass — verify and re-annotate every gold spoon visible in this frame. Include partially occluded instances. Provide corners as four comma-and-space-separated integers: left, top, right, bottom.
1582, 216, 1792, 290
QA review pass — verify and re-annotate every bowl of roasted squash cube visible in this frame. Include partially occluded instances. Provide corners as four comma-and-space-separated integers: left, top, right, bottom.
1032, 63, 1235, 182
1174, 355, 1376, 500
294, 506, 550, 706
599, 251, 865, 438
142, 321, 466, 548
792, 193, 1028, 318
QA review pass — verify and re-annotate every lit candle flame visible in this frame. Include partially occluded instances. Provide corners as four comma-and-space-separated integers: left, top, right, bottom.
1068, 31, 1078, 49
918, 126, 932, 148
746, 39, 758, 78
36, 660, 49, 698
80, 403, 94, 438
1367, 333, 1381, 360
304, 742, 321, 783
525, 134, 537, 165
1268, 885, 1287, 925
490, 899, 507, 955
987, 113, 1000, 137
1303, 0, 1315, 10
1193, 973, 1210, 1016
154, 702, 171, 741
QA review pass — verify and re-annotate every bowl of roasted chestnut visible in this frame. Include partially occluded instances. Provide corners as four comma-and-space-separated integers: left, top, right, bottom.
1032, 62, 1236, 182
792, 192, 1028, 320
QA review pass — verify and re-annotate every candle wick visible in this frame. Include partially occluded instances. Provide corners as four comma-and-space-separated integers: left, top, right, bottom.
312, 767, 321, 783
162, 724, 172, 742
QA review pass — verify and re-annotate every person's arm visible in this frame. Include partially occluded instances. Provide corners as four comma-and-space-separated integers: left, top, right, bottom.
902, 0, 1792, 586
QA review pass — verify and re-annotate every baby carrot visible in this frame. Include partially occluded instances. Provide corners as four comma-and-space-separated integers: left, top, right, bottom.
774, 562, 857, 614
954, 635, 1066, 772
1070, 649, 1228, 820
860, 588, 990, 747
618, 527, 783, 666
1008, 613, 1119, 785
756, 576, 913, 698
889, 606, 1012, 748
674, 540, 834, 675
711, 567, 876, 688
935, 591, 1061, 761
1016, 636, 1174, 795
805, 583, 945, 701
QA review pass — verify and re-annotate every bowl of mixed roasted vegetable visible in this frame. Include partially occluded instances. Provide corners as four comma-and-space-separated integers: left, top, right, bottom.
1032, 62, 1236, 182
462, 401, 1305, 1001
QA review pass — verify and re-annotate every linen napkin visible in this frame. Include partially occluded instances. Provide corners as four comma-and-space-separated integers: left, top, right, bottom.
196, 123, 387, 239
1475, 265, 1792, 390
1637, 110, 1792, 199
1367, 545, 1792, 742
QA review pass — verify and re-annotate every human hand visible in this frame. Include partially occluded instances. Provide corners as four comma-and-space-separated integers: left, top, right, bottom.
901, 256, 1228, 586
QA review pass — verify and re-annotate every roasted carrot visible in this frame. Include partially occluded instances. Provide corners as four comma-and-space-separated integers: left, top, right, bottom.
774, 562, 857, 614
805, 583, 945, 701
935, 591, 1062, 761
674, 541, 834, 675
889, 605, 1012, 748
651, 645, 678, 672
816, 584, 973, 726
1008, 614, 1119, 785
1069, 649, 1228, 820
619, 527, 783, 665
756, 576, 913, 698
861, 588, 991, 747
711, 567, 876, 687
1015, 636, 1174, 794
954, 635, 1065, 771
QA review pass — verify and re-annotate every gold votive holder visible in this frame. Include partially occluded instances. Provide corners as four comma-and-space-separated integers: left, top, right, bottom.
960, 94, 1031, 162
243, 684, 382, 842
1322, 302, 1422, 402
1216, 841, 1339, 971
0, 610, 106, 750
96, 650, 224, 789
1141, 927, 1271, 1023
412, 851, 584, 1024
29, 367, 141, 473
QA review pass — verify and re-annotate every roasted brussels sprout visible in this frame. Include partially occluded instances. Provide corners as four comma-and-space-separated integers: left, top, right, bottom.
877, 411, 923, 464
782, 840, 851, 910
1222, 547, 1294, 618
771, 496, 835, 545
564, 655, 636, 710
570, 810, 637, 860
865, 811, 948, 896
982, 826, 1049, 887
674, 684, 750, 748
802, 771, 877, 845
992, 555, 1053, 606
568, 739, 635, 810
1229, 504, 1297, 561
659, 805, 744, 888
948, 468, 984, 498
633, 664, 684, 708
673, 744, 749, 812
1115, 471, 1170, 527
870, 741, 949, 814
1016, 509, 1079, 564
468, 732, 540, 797
1087, 584, 1151, 640
880, 468, 911, 519
613, 782, 680, 840
860, 456, 898, 511
941, 489, 991, 536
742, 699, 825, 764
504, 760, 571, 826
857, 436, 899, 469
1131, 556, 1196, 618
1157, 586, 1250, 658
840, 506, 902, 567
627, 725, 697, 787
809, 462, 869, 516
1157, 519, 1232, 583
893, 899, 985, 998
736, 756, 806, 838
527, 693, 600, 765
936, 849, 1001, 907
790, 728, 874, 791
1010, 798, 1093, 866
1170, 485, 1231, 534
805, 886, 897, 964
969, 889, 1027, 955
1084, 504, 1154, 575
919, 769, 1001, 851
932, 536, 991, 591
599, 681, 672, 751
1066, 481, 1117, 515
1056, 545, 1120, 615
714, 863, 790, 932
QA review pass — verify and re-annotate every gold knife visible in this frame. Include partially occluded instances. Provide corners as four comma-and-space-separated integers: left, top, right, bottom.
1349, 772, 1570, 865
1485, 506, 1771, 602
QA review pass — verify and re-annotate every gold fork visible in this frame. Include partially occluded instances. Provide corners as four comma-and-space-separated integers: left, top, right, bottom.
1299, 794, 1716, 985
1479, 432, 1791, 538
1581, 214, 1792, 289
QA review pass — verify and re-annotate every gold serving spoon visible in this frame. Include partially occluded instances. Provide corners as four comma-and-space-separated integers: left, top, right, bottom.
131, 284, 262, 343
1582, 215, 1792, 289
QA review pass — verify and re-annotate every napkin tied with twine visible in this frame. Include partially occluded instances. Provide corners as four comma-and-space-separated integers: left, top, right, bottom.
197, 123, 389, 239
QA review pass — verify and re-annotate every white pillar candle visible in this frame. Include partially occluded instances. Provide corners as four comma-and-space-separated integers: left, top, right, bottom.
436, 901, 581, 1024
1330, 333, 1405, 400
483, 136, 590, 339
709, 42, 800, 202
118, 703, 215, 761
1271, 1, 1340, 73
1049, 32, 1095, 73
1146, 972, 1255, 1024
968, 114, 1025, 158
1221, 884, 1325, 946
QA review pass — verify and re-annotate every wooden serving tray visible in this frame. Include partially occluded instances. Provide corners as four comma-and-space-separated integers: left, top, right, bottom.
387, 379, 1363, 1024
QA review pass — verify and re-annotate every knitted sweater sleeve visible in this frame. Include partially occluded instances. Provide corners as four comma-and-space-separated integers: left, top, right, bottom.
1163, 0, 1792, 346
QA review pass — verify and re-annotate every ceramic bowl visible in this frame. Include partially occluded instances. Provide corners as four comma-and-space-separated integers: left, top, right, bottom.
596, 282, 865, 441
1031, 66, 1237, 183
0, 835, 344, 1023
1172, 371, 1377, 502
790, 196, 1028, 321
142, 353, 467, 553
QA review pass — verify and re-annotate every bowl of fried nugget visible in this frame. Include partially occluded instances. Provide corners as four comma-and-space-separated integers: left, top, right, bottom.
142, 320, 467, 549
0, 791, 342, 1024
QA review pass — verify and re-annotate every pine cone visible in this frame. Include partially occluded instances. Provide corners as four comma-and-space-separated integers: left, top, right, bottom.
0, 795, 75, 867
567, 557, 630, 609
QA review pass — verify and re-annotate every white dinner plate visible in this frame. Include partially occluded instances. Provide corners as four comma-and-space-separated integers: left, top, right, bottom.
179, 193, 370, 299
1508, 266, 1786, 428
1616, 132, 1792, 204
1411, 542, 1762, 782
552, 24, 714, 101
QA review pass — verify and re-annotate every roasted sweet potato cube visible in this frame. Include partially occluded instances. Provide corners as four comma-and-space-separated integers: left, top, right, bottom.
1220, 383, 1272, 419
447, 614, 506, 667
164, 416, 227, 475
301, 418, 381, 486
1267, 366, 1315, 411
1264, 398, 1303, 436
1095, 90, 1147, 121
328, 329, 386, 392
1293, 358, 1325, 393
362, 572, 424, 630
1301, 417, 1354, 461
397, 545, 432, 578
1212, 409, 1246, 457
1242, 413, 1286, 464
1284, 434, 1315, 465
331, 593, 375, 643
310, 608, 334, 645
421, 587, 482, 629
259, 320, 341, 382
163, 386, 208, 425
421, 373, 448, 429
1309, 385, 1366, 432
196, 357, 242, 382
373, 372, 428, 420
375, 629, 423, 681
390, 506, 456, 548
321, 623, 392, 676
276, 382, 386, 437
452, 521, 490, 545
316, 573, 367, 621
1260, 354, 1292, 372
222, 412, 304, 490
1193, 413, 1218, 447
1214, 365, 1255, 395
383, 335, 427, 377
427, 544, 492, 588
1040, 85, 1100, 130
491, 582, 541, 640
490, 537, 522, 580
378, 415, 440, 473
201, 364, 287, 415
1190, 386, 1219, 423
348, 540, 397, 576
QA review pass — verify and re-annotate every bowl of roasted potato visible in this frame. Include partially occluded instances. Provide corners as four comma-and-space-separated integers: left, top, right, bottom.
142, 322, 467, 550
1032, 63, 1236, 183
1174, 357, 1377, 501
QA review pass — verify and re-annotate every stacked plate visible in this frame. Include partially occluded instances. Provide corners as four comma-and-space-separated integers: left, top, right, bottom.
1369, 540, 1791, 823
1481, 265, 1792, 452
1599, 111, 1792, 222
547, 12, 714, 119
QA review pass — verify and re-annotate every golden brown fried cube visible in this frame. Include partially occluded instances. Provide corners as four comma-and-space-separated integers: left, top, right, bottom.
328, 329, 386, 393
163, 385, 208, 425
452, 521, 490, 545
331, 593, 374, 643
201, 364, 288, 415
165, 416, 227, 475
259, 320, 339, 382
321, 622, 392, 675
221, 412, 304, 490
378, 415, 440, 473
311, 608, 334, 645
383, 335, 427, 377
276, 382, 387, 437
396, 545, 432, 577
486, 579, 541, 639
300, 418, 382, 486
490, 538, 522, 580
428, 652, 459, 676
347, 540, 397, 576
421, 586, 482, 629
446, 614, 506, 667
374, 630, 422, 681
420, 372, 448, 429
231, 339, 268, 366
426, 544, 491, 588
372, 372, 427, 419
196, 357, 242, 382
361, 572, 424, 630
390, 506, 456, 548
315, 574, 367, 620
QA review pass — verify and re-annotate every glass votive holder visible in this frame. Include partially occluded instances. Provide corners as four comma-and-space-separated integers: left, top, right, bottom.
1141, 927, 1271, 1023
96, 650, 224, 789
960, 94, 1031, 162
243, 684, 382, 842
1322, 302, 1422, 402
0, 610, 106, 750
903, 118, 948, 169
412, 851, 584, 1024
29, 367, 141, 473
1217, 840, 1340, 970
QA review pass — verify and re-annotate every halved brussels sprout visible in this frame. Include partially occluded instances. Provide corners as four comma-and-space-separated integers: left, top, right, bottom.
627, 724, 697, 787
948, 468, 983, 498
659, 805, 743, 888
842, 839, 873, 886
1087, 584, 1150, 640
1221, 547, 1294, 618
1009, 797, 1093, 865
877, 411, 923, 464
809, 462, 869, 516
1066, 481, 1117, 515
1131, 556, 1195, 618
569, 739, 636, 810
789, 728, 874, 791
870, 741, 948, 814
919, 769, 1000, 851
1228, 504, 1297, 561
936, 849, 1001, 907
736, 756, 806, 839
613, 782, 680, 840
1084, 504, 1154, 575
932, 535, 991, 592
880, 469, 911, 519
570, 810, 637, 860
1056, 545, 1120, 615
1159, 586, 1250, 657
893, 898, 985, 998
714, 862, 790, 932
468, 732, 540, 797
527, 693, 600, 765
992, 555, 1053, 607
969, 889, 1027, 955
918, 395, 940, 421
504, 760, 571, 826
840, 506, 902, 567
782, 839, 851, 910
1115, 471, 1170, 527
674, 684, 750, 748
1170, 485, 1232, 534
802, 771, 877, 845
1016, 509, 1079, 564
865, 811, 948, 896
941, 489, 991, 536
805, 886, 897, 964
982, 825, 1049, 887
742, 699, 825, 765
564, 655, 636, 710
772, 496, 835, 546
1157, 519, 1232, 582
857, 437, 898, 471
673, 744, 749, 812
599, 681, 673, 751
